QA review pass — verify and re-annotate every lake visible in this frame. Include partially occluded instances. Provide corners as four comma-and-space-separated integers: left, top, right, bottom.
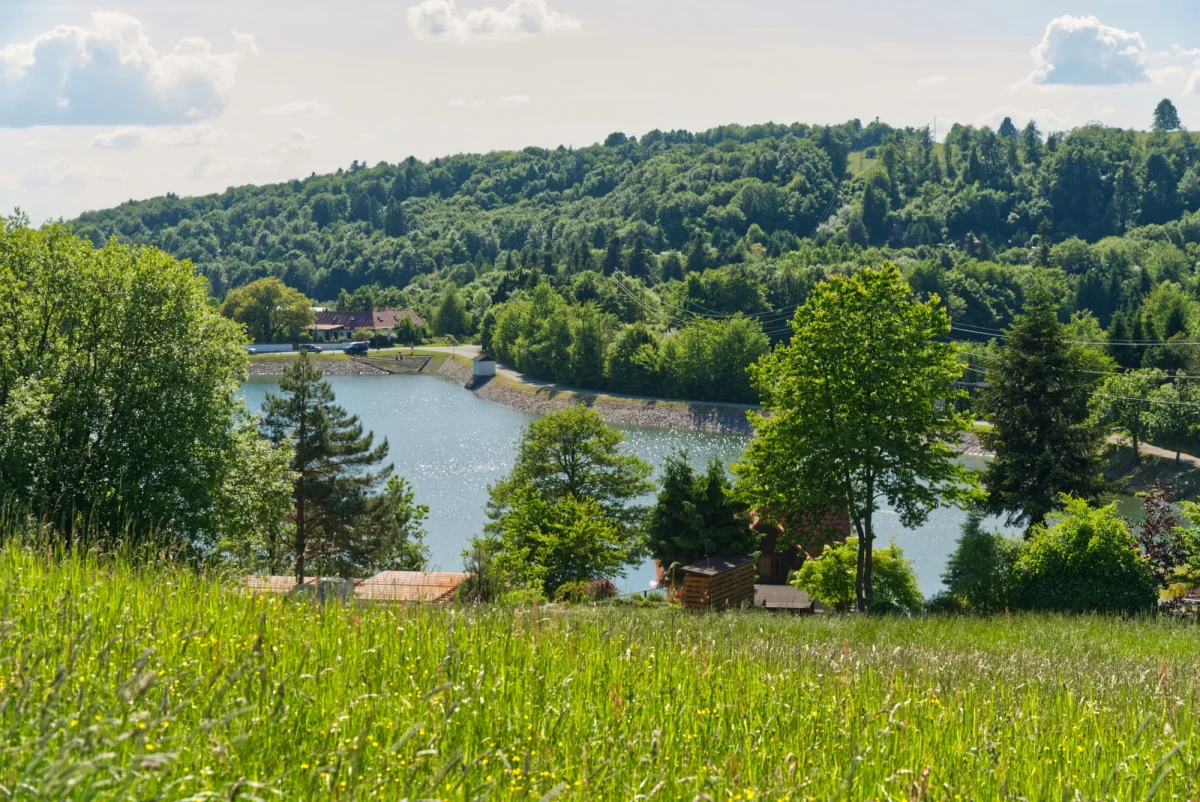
241, 374, 1013, 596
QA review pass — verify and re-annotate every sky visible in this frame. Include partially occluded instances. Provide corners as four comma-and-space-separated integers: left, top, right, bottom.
2, 0, 1200, 222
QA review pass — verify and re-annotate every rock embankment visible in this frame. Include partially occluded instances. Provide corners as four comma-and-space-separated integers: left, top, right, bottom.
249, 359, 388, 376
439, 358, 752, 434
439, 356, 998, 453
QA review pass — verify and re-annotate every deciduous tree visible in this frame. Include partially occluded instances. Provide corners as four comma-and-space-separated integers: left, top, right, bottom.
735, 264, 976, 611
219, 278, 315, 344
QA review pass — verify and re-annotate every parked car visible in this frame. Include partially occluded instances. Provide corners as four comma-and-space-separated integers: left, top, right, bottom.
245, 346, 258, 355
345, 342, 369, 356
301, 344, 323, 353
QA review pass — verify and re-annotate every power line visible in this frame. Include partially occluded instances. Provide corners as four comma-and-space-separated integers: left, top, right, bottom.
950, 323, 1200, 347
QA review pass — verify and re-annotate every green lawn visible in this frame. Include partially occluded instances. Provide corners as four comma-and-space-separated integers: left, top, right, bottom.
2, 548, 1199, 800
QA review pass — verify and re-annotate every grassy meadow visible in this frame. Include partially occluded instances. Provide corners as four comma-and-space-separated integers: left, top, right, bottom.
3, 547, 1200, 801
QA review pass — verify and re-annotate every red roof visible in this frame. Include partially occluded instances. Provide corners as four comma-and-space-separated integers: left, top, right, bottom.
354, 572, 467, 604
245, 571, 466, 603
312, 309, 425, 331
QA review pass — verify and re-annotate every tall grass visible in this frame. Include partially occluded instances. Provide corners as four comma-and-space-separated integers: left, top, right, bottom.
1, 545, 1198, 800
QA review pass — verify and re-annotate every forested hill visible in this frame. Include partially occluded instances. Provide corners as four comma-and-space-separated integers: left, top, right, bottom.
72, 113, 1200, 304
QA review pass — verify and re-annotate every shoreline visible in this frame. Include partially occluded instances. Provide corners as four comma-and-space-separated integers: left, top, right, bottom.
249, 351, 994, 451
437, 357, 754, 434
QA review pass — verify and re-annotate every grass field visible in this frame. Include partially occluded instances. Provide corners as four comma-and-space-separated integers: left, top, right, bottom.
3, 548, 1200, 800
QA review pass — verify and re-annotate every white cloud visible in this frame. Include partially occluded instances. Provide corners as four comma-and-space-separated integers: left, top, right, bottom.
1026, 15, 1150, 86
915, 75, 949, 88
471, 100, 487, 107
91, 124, 227, 149
497, 94, 532, 106
407, 0, 581, 44
185, 128, 317, 182
1189, 62, 1200, 95
448, 98, 467, 107
262, 100, 331, 118
0, 12, 257, 127
20, 158, 122, 189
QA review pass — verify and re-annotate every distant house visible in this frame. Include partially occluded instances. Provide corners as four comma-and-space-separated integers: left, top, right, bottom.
473, 352, 498, 380
310, 309, 425, 343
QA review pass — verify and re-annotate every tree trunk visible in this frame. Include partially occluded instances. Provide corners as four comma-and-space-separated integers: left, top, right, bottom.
294, 499, 306, 586
1132, 430, 1140, 466
855, 537, 866, 612
863, 506, 875, 613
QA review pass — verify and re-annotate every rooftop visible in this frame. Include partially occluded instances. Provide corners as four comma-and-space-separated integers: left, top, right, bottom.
681, 555, 756, 577
246, 571, 467, 604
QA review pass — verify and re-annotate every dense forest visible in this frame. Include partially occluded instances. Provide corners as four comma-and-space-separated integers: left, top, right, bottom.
70, 103, 1200, 402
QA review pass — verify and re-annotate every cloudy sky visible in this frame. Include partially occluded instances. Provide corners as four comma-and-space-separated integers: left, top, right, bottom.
2, 0, 1199, 222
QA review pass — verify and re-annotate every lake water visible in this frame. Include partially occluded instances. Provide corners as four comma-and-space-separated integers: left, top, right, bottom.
241, 374, 1011, 597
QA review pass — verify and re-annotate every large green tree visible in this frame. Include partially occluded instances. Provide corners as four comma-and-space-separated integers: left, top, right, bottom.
0, 219, 289, 549
261, 354, 399, 581
1153, 98, 1182, 132
219, 277, 315, 344
980, 290, 1109, 529
735, 264, 976, 611
646, 453, 755, 582
487, 404, 653, 539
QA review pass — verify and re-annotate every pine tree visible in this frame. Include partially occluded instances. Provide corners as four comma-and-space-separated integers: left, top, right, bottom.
627, 236, 649, 279
384, 203, 408, 237
1019, 121, 1043, 166
646, 453, 755, 582
943, 142, 956, 181
262, 354, 394, 581
980, 290, 1108, 530
602, 235, 624, 275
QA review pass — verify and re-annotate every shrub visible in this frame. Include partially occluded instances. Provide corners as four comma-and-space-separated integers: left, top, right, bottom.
942, 513, 1021, 613
924, 591, 968, 614
498, 588, 547, 606
1013, 497, 1157, 615
587, 578, 618, 600
794, 537, 923, 614
553, 581, 591, 604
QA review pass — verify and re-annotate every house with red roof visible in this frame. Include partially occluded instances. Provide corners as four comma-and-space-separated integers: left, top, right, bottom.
310, 309, 425, 342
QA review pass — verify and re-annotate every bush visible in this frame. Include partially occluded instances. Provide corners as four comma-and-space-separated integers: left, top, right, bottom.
942, 513, 1021, 613
924, 591, 968, 615
587, 578, 618, 600
553, 581, 591, 604
498, 588, 547, 606
553, 578, 619, 603
794, 537, 923, 614
1013, 497, 1157, 615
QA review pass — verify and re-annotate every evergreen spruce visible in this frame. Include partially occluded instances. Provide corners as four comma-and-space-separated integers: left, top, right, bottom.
262, 354, 395, 581
646, 453, 755, 582
980, 290, 1109, 530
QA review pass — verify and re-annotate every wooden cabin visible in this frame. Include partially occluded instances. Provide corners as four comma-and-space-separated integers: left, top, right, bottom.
680, 556, 756, 611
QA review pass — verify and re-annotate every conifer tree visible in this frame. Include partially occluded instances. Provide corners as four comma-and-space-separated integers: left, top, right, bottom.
603, 235, 624, 275
980, 290, 1108, 530
262, 354, 395, 581
646, 453, 755, 582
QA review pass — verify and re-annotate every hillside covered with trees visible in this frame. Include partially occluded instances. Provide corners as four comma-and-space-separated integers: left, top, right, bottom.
70, 102, 1200, 403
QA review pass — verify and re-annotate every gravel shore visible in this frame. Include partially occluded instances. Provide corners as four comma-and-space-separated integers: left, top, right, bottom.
249, 360, 388, 376
439, 356, 996, 453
